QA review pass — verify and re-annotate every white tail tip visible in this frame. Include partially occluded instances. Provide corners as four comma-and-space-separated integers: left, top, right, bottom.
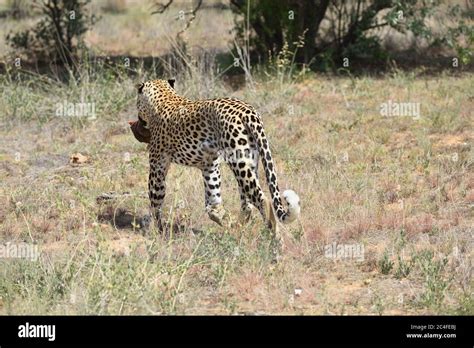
282, 189, 300, 223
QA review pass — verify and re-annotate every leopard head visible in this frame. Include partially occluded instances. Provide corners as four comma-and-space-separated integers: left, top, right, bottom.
136, 79, 176, 126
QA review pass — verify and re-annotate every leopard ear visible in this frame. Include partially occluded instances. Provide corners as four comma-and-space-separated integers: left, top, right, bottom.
135, 83, 144, 94
167, 79, 175, 89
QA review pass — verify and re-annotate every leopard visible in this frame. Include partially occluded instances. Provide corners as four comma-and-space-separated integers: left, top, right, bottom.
131, 78, 300, 247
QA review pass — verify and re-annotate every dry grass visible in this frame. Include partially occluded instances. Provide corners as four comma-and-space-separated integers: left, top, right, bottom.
0, 69, 472, 315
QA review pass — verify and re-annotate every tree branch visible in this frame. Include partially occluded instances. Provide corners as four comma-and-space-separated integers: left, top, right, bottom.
152, 0, 173, 15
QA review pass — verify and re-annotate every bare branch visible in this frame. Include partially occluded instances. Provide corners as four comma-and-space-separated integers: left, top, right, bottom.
152, 0, 203, 41
176, 0, 203, 38
152, 0, 173, 15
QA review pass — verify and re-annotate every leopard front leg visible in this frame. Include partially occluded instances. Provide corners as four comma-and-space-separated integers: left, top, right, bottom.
148, 154, 170, 231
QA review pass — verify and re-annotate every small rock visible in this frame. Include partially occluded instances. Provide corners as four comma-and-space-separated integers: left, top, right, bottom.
294, 288, 303, 297
69, 153, 89, 165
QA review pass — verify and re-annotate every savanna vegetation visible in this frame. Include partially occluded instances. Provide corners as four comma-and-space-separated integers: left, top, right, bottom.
0, 0, 472, 314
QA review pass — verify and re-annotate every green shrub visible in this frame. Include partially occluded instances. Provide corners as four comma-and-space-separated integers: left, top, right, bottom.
6, 0, 98, 69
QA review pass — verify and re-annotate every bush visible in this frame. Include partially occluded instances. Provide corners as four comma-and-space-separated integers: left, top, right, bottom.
6, 0, 97, 69
152, 0, 472, 70
229, 0, 473, 70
